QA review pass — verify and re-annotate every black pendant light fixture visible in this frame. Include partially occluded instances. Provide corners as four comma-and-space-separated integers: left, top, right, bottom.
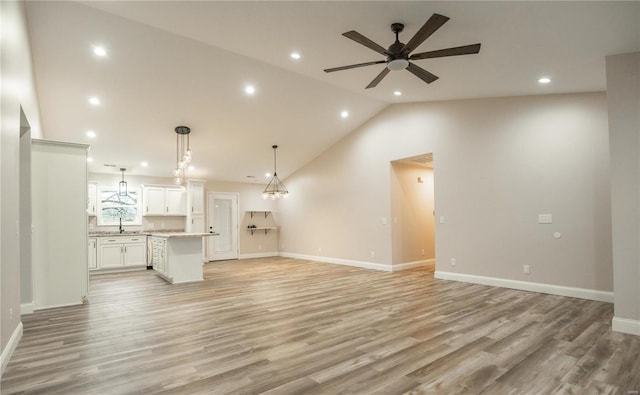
173, 126, 192, 185
118, 168, 128, 196
262, 145, 289, 200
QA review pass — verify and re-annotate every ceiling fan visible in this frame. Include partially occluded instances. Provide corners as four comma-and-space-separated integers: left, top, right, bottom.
324, 13, 481, 89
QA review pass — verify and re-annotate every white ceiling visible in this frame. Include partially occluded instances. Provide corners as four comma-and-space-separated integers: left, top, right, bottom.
25, 1, 639, 182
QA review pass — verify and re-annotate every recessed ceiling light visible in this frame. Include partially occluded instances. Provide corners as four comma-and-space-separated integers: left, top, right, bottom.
188, 165, 195, 171
538, 77, 551, 84
86, 130, 96, 138
265, 172, 271, 178
394, 91, 402, 96
140, 161, 148, 167
93, 46, 107, 57
290, 52, 301, 60
89, 97, 101, 105
340, 110, 349, 119
87, 157, 94, 163
245, 85, 256, 95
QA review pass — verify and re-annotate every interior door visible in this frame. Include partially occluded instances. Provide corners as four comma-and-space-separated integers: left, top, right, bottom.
206, 192, 239, 261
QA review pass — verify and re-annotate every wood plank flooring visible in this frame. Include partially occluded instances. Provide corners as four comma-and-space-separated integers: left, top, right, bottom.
2, 257, 639, 394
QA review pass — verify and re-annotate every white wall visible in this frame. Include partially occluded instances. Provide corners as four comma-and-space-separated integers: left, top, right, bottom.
606, 52, 640, 335
1, 0, 44, 373
279, 92, 612, 293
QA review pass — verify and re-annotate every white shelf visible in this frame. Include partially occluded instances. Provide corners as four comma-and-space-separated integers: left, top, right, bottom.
247, 226, 278, 235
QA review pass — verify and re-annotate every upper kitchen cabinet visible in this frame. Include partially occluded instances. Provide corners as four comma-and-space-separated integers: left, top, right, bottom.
186, 180, 205, 232
187, 180, 205, 215
142, 185, 186, 216
87, 181, 97, 216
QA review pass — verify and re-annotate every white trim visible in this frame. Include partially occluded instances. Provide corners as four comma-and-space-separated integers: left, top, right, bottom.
238, 252, 279, 260
279, 252, 392, 271
1, 322, 23, 377
34, 300, 84, 311
20, 302, 34, 315
391, 259, 435, 272
434, 270, 613, 303
612, 317, 640, 336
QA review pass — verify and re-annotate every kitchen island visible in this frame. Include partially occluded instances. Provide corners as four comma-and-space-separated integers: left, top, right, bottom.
149, 232, 218, 284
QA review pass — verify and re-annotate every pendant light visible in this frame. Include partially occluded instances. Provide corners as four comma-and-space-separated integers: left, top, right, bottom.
262, 145, 289, 200
173, 126, 192, 185
118, 168, 128, 196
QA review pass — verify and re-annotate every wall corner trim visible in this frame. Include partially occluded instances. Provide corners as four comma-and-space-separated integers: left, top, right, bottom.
1, 322, 23, 377
612, 317, 640, 336
434, 271, 613, 303
20, 303, 34, 315
279, 252, 392, 271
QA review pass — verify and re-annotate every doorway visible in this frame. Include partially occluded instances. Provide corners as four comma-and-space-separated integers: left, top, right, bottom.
390, 153, 436, 267
205, 192, 239, 261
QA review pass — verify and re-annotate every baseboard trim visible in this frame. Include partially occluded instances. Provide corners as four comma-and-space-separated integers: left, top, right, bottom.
1, 321, 23, 377
20, 302, 34, 315
434, 270, 613, 303
34, 300, 84, 311
392, 259, 435, 272
279, 252, 392, 272
238, 252, 279, 260
612, 317, 640, 336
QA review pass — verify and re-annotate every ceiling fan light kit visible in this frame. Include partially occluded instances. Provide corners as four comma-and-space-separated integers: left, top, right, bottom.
324, 13, 481, 89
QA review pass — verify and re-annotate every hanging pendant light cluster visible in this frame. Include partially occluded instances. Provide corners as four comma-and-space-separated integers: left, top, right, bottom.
262, 145, 289, 200
173, 126, 192, 185
118, 168, 128, 196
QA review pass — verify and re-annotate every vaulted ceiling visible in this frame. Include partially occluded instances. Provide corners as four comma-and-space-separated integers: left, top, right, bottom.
25, 1, 639, 182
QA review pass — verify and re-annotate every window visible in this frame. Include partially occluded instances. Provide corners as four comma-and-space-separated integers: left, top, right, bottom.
97, 187, 141, 225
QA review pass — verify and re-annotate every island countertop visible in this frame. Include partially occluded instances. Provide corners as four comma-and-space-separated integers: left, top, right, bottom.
148, 232, 219, 238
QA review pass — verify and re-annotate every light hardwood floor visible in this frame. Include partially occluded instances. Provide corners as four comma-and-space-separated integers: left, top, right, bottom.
2, 257, 639, 394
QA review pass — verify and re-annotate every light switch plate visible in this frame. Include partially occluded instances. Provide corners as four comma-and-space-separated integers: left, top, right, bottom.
538, 214, 553, 224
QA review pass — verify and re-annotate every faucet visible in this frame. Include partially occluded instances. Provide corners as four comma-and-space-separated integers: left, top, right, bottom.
119, 217, 124, 234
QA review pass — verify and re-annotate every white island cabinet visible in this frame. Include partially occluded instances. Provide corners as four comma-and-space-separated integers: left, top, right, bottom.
149, 233, 217, 284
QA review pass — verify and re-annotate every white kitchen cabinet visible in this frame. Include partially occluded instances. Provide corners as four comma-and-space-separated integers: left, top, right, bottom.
188, 180, 205, 215
87, 182, 97, 216
88, 237, 97, 270
143, 187, 165, 215
142, 185, 186, 216
150, 236, 167, 276
166, 187, 186, 215
186, 180, 205, 232
97, 235, 147, 270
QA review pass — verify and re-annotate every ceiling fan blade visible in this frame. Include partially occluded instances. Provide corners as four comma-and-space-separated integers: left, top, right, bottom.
365, 68, 390, 89
324, 60, 386, 73
402, 13, 450, 55
410, 43, 481, 60
342, 31, 389, 56
406, 62, 438, 84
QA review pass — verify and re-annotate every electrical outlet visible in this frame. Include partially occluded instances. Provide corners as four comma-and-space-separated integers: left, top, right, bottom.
421, 249, 425, 256
523, 265, 530, 274
440, 216, 445, 224
9, 308, 13, 319
538, 214, 553, 224
318, 247, 322, 253
281, 243, 285, 249
371, 251, 375, 258
451, 258, 456, 266
258, 245, 262, 250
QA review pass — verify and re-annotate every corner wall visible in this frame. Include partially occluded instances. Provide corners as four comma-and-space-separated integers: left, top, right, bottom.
606, 52, 640, 335
279, 92, 612, 293
1, 0, 44, 374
